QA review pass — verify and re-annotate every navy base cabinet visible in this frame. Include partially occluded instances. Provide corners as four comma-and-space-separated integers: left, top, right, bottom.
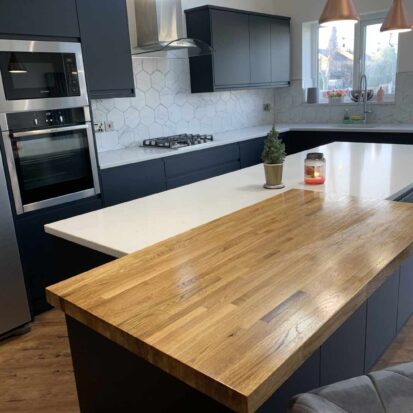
15, 197, 105, 315
101, 159, 166, 207
365, 270, 400, 371
398, 255, 413, 331
240, 137, 265, 168
320, 303, 367, 386
164, 144, 240, 189
258, 350, 321, 413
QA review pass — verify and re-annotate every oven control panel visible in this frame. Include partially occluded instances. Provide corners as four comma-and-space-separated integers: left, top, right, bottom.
6, 108, 86, 132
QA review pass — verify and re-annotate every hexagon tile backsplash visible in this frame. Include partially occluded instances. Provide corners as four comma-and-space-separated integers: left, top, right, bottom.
92, 57, 276, 152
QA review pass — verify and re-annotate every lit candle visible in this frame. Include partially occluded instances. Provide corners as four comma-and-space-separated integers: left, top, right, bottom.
304, 153, 326, 185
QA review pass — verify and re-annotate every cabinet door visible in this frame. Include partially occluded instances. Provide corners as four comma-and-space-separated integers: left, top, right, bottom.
211, 10, 250, 87
365, 270, 400, 371
166, 161, 240, 190
101, 159, 166, 207
15, 197, 103, 314
76, 0, 135, 99
258, 349, 320, 413
0, 0, 79, 38
249, 16, 272, 85
271, 19, 290, 84
398, 255, 413, 331
164, 144, 240, 189
239, 137, 265, 168
320, 302, 367, 386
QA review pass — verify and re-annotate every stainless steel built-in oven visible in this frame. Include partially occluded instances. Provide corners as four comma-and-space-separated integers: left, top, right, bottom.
0, 39, 88, 113
0, 107, 100, 214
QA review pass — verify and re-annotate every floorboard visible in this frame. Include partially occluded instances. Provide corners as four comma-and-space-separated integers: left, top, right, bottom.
0, 310, 412, 413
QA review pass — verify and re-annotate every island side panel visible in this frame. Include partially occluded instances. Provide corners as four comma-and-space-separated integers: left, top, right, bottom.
65, 316, 234, 413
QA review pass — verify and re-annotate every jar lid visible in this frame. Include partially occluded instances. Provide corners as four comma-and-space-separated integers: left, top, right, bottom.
306, 152, 324, 160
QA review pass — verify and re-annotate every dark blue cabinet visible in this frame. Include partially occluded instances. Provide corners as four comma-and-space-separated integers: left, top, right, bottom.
185, 6, 291, 93
15, 197, 104, 314
76, 0, 135, 99
211, 10, 251, 88
398, 255, 413, 331
320, 302, 367, 385
258, 350, 320, 413
100, 159, 166, 207
365, 270, 400, 371
239, 137, 265, 168
0, 0, 80, 39
164, 144, 240, 189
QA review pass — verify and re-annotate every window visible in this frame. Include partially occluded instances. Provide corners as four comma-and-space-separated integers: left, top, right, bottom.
305, 12, 399, 102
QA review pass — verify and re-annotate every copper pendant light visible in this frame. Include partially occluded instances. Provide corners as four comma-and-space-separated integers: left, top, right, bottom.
381, 0, 413, 33
319, 0, 360, 26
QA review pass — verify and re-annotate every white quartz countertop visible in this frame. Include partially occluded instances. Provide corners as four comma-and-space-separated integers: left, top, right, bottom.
98, 123, 413, 169
46, 142, 413, 258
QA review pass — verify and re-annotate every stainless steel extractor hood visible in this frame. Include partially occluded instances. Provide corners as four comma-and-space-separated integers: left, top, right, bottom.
128, 0, 213, 57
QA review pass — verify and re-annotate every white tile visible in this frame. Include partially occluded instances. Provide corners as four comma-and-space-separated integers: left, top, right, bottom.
108, 108, 125, 130
169, 104, 182, 123
136, 71, 151, 92
160, 91, 174, 107
155, 105, 169, 125
157, 58, 170, 73
140, 107, 155, 126
149, 123, 164, 138
136, 124, 150, 143
175, 92, 187, 106
114, 98, 131, 112
125, 107, 140, 129
182, 103, 194, 122
145, 89, 160, 109
142, 58, 156, 74
151, 71, 166, 91
131, 90, 146, 111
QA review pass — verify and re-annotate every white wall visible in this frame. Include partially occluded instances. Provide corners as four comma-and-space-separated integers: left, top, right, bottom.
270, 0, 413, 79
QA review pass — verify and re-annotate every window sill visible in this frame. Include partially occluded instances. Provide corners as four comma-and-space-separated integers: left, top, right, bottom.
305, 101, 396, 107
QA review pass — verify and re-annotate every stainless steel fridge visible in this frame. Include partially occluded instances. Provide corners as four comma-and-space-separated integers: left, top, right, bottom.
0, 154, 31, 339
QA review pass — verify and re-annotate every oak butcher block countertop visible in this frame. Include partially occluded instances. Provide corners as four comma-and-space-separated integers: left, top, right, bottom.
46, 189, 413, 412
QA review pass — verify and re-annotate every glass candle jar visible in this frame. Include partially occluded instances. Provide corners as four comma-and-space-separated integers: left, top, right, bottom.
304, 153, 326, 185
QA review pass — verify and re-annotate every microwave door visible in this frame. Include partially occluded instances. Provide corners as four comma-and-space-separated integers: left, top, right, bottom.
0, 39, 88, 113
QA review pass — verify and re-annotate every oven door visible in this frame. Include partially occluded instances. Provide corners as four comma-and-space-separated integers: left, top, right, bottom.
0, 40, 88, 113
3, 124, 100, 214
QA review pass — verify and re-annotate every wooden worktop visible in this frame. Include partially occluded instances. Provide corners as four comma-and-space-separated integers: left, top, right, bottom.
46, 189, 413, 413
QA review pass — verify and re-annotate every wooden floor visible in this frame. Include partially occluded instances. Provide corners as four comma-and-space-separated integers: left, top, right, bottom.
0, 310, 412, 413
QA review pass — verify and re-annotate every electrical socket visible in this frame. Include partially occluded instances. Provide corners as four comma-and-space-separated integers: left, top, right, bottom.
105, 121, 114, 131
263, 103, 272, 112
94, 122, 105, 133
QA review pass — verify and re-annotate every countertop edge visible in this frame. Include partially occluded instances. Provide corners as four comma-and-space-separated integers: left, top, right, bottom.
98, 123, 413, 170
45, 286, 250, 413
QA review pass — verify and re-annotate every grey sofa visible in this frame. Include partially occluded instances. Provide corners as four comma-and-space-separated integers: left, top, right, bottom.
289, 362, 413, 413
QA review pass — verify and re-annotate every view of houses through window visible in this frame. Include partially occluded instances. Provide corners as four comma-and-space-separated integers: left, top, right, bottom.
316, 15, 399, 102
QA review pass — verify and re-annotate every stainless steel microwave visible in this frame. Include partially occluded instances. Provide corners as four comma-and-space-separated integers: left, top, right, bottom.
0, 39, 88, 113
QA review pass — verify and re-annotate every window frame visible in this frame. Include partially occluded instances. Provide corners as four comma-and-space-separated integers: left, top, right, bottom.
310, 11, 398, 103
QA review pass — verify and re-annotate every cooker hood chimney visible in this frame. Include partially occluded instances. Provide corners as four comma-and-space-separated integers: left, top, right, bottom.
129, 0, 212, 57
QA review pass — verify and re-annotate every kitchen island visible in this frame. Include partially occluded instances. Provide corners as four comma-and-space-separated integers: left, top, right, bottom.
46, 142, 413, 412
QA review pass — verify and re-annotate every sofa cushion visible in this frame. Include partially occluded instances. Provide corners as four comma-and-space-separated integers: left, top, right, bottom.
289, 362, 413, 413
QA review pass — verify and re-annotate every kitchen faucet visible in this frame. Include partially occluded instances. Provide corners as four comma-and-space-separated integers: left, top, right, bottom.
359, 74, 371, 124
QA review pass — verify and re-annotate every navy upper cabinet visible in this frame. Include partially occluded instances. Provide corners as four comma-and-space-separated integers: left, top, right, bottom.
76, 0, 135, 99
212, 10, 251, 87
185, 6, 291, 93
249, 16, 272, 85
271, 19, 290, 84
0, 0, 80, 38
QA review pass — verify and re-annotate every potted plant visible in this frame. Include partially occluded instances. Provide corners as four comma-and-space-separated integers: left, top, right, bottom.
261, 126, 286, 189
325, 89, 347, 104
